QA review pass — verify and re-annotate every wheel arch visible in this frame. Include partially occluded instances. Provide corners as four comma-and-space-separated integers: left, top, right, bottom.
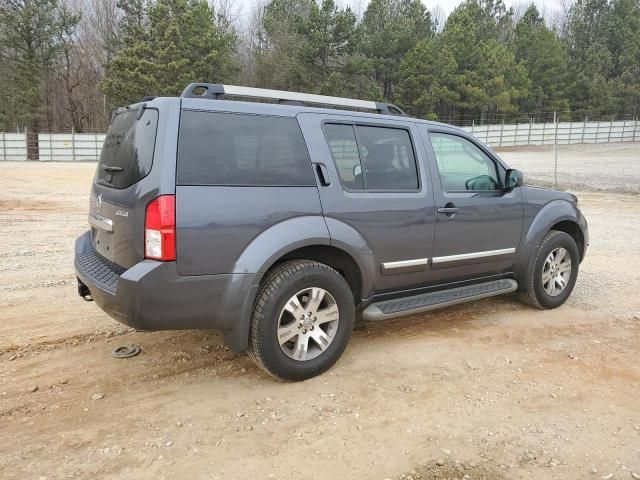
514, 200, 587, 291
275, 245, 363, 303
224, 216, 371, 353
549, 220, 585, 261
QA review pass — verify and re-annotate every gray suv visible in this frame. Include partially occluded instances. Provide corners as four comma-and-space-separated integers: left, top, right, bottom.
75, 84, 588, 380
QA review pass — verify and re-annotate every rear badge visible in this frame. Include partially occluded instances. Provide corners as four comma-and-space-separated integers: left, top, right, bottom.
115, 210, 129, 217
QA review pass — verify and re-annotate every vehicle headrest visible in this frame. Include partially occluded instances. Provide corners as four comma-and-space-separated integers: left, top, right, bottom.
366, 144, 394, 172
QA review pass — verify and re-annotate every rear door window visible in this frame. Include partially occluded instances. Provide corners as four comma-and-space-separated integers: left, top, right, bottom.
96, 108, 158, 189
177, 111, 315, 186
323, 123, 419, 191
324, 124, 362, 189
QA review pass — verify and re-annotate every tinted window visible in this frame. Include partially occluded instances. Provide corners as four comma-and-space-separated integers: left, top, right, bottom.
177, 111, 314, 186
357, 126, 419, 190
429, 133, 501, 191
96, 108, 158, 189
324, 124, 362, 189
324, 124, 419, 191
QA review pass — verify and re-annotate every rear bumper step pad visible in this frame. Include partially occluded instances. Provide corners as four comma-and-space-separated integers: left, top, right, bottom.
362, 279, 518, 321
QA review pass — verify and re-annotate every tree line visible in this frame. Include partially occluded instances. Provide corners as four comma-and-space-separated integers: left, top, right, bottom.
1, 0, 639, 137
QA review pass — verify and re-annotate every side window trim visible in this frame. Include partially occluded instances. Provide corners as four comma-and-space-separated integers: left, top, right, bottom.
427, 129, 504, 193
321, 120, 421, 193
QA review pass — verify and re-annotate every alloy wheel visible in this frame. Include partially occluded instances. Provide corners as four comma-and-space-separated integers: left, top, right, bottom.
277, 287, 340, 361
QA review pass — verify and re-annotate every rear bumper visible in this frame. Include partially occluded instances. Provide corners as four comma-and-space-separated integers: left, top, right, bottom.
74, 231, 259, 348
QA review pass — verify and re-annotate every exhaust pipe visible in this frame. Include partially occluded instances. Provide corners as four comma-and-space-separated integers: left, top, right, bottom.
77, 279, 94, 302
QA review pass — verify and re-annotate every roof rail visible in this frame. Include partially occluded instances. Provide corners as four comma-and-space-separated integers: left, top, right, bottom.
180, 83, 407, 116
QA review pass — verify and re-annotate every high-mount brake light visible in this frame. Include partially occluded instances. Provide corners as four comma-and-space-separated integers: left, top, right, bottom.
145, 195, 176, 261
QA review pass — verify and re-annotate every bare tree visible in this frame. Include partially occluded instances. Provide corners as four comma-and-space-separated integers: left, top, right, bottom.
431, 4, 446, 32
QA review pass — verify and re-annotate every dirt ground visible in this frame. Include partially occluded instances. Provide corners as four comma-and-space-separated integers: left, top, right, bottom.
496, 143, 640, 193
1, 158, 639, 480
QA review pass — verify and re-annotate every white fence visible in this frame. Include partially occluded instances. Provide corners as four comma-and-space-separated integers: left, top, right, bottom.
0, 132, 106, 161
461, 119, 639, 147
38, 133, 106, 161
1, 119, 639, 161
0, 133, 28, 161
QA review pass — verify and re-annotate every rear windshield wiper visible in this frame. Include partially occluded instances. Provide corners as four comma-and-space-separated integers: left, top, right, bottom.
101, 165, 124, 172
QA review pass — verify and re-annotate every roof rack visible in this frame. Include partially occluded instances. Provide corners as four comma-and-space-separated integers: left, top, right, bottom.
180, 83, 407, 116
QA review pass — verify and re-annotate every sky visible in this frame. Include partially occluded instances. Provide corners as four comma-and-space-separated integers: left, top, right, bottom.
229, 0, 566, 25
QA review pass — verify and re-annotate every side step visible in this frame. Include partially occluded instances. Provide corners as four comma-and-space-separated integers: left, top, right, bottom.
362, 279, 518, 321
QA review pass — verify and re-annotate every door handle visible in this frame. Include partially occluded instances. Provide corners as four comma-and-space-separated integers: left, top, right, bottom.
437, 203, 459, 216
315, 164, 331, 186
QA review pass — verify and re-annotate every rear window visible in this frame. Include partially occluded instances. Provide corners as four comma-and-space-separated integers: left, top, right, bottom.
96, 108, 158, 189
177, 111, 315, 186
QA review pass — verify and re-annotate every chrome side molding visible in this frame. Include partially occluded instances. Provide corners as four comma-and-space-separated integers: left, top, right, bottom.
381, 258, 429, 275
432, 248, 516, 264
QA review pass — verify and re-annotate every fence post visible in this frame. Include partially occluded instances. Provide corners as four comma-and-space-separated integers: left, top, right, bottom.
2, 132, 6, 161
568, 119, 573, 145
71, 128, 76, 162
634, 116, 638, 142
582, 117, 587, 143
515, 122, 519, 146
553, 111, 558, 188
608, 116, 613, 142
499, 120, 504, 147
527, 117, 532, 145
596, 121, 600, 144
95, 134, 100, 161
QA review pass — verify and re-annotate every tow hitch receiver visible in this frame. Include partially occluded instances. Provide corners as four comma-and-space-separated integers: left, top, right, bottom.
77, 278, 93, 302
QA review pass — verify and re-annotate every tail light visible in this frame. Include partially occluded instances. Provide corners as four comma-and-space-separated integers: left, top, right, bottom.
145, 195, 176, 261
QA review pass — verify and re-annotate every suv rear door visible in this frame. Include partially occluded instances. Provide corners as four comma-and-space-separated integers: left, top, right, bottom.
89, 99, 180, 269
421, 127, 524, 283
298, 113, 435, 297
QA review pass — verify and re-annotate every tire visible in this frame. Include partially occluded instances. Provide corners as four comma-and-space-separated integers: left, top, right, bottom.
519, 230, 579, 309
248, 260, 355, 381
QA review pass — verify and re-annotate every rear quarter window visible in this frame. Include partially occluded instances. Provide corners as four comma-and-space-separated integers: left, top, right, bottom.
177, 111, 315, 186
96, 108, 158, 189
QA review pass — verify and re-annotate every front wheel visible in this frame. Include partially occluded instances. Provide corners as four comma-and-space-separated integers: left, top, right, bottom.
519, 230, 579, 309
248, 260, 355, 381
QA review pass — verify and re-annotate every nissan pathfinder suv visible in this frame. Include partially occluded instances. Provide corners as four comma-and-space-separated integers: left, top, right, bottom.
75, 84, 589, 380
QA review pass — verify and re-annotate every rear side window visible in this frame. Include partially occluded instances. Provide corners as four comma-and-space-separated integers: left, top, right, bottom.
324, 123, 419, 191
177, 111, 315, 186
96, 108, 158, 189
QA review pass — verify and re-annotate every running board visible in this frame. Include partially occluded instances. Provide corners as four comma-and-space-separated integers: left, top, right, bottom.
362, 279, 518, 321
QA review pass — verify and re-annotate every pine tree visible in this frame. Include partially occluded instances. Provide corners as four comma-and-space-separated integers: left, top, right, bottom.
0, 0, 79, 156
100, 0, 237, 109
396, 38, 458, 119
359, 0, 434, 99
515, 5, 570, 116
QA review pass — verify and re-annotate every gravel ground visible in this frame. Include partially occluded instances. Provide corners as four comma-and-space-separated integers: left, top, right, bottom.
0, 159, 639, 480
496, 143, 640, 193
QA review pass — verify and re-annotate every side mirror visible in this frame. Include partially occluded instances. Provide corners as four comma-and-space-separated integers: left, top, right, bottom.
505, 169, 524, 189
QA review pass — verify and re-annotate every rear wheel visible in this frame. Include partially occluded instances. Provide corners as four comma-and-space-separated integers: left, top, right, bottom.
248, 260, 355, 381
519, 230, 579, 309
